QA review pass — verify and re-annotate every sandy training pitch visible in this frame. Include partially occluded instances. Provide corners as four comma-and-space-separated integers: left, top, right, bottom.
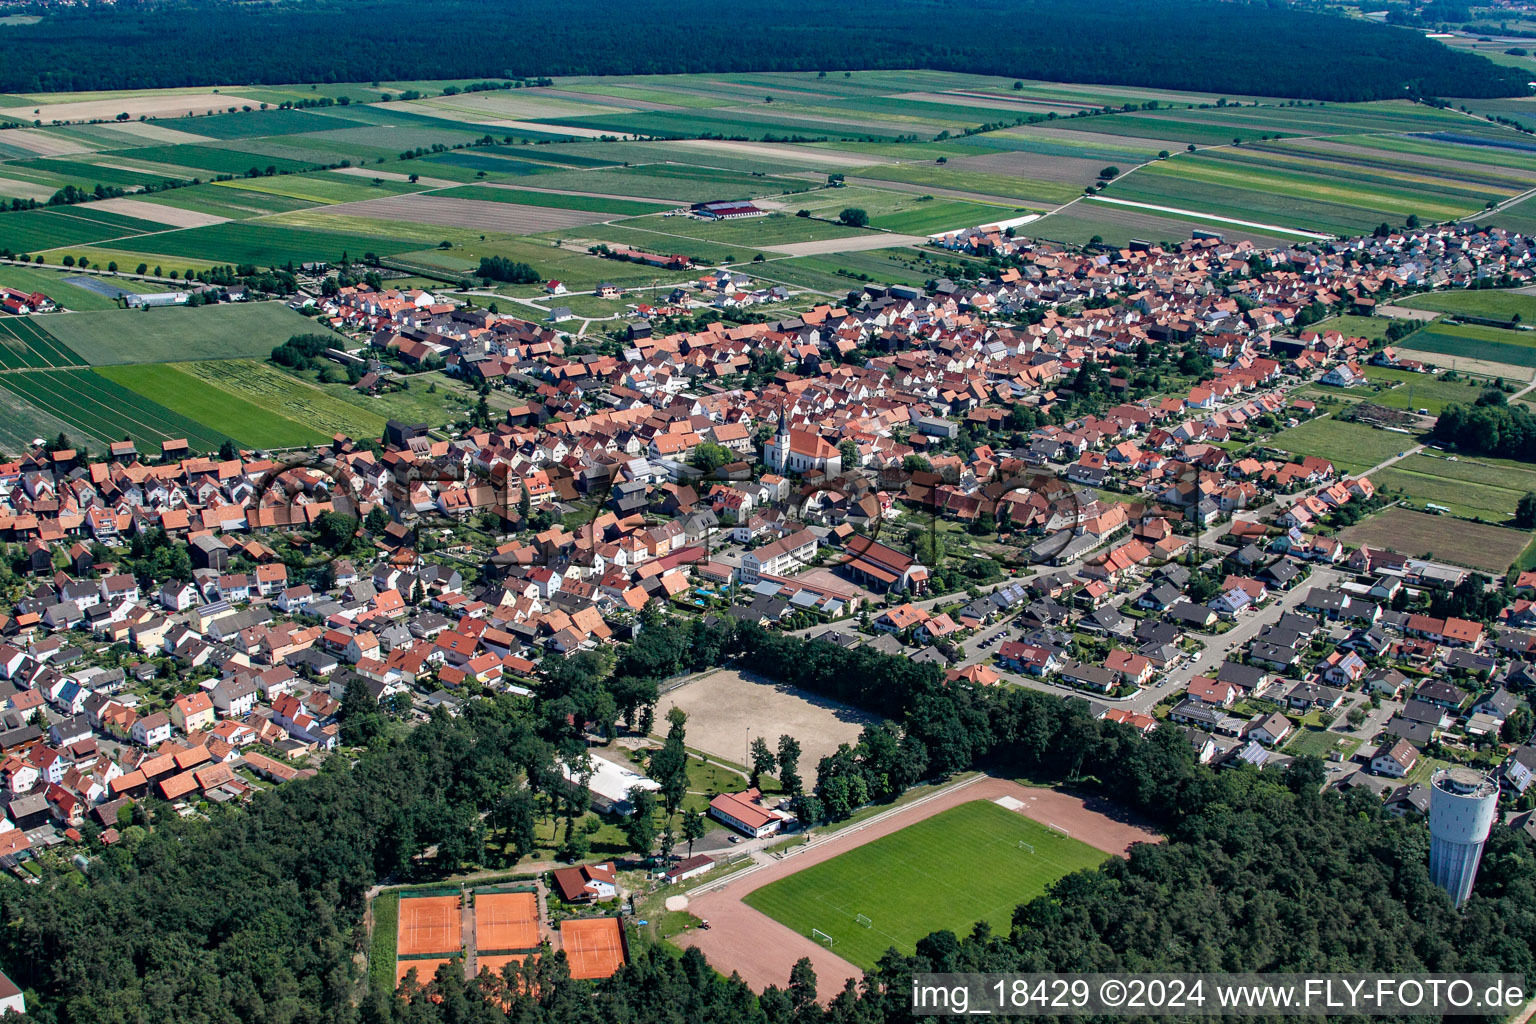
676, 777, 1160, 999
559, 918, 626, 980
314, 194, 610, 233
475, 891, 539, 952
657, 668, 877, 768
396, 895, 463, 957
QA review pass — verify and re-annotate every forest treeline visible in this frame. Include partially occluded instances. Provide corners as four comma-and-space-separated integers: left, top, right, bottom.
1431, 395, 1536, 459
0, 0, 1524, 101
3, 617, 1534, 1023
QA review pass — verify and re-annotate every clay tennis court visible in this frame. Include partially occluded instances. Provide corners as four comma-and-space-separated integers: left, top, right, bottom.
396, 895, 464, 957
475, 953, 528, 978
676, 777, 1160, 998
396, 957, 454, 988
475, 891, 539, 952
559, 918, 626, 980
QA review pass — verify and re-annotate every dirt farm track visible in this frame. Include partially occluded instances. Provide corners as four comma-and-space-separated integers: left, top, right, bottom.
675, 776, 1161, 999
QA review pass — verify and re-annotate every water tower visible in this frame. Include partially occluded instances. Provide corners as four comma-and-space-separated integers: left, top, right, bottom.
1428, 767, 1498, 908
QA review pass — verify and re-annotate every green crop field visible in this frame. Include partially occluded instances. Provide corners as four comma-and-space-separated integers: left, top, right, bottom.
1395, 290, 1536, 323
1269, 417, 1408, 474
35, 302, 324, 364
866, 199, 1010, 235
95, 362, 331, 448
1318, 314, 1391, 342
751, 247, 950, 294
0, 315, 86, 369
1370, 453, 1536, 523
847, 162, 1075, 205
118, 144, 318, 176
431, 186, 664, 216
0, 368, 232, 451
1392, 324, 1536, 371
172, 359, 389, 442
124, 221, 425, 266
618, 212, 873, 246
0, 206, 169, 252
410, 236, 700, 293
743, 800, 1107, 971
1357, 367, 1492, 415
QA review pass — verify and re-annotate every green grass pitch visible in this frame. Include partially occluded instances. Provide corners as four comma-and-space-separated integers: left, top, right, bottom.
743, 800, 1108, 970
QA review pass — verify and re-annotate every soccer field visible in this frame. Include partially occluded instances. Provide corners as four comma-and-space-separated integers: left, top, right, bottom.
743, 800, 1107, 970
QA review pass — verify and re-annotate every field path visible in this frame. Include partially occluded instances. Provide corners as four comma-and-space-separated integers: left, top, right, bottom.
676, 777, 1160, 1000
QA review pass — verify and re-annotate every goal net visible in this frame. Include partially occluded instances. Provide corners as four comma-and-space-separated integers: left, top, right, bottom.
811, 928, 835, 947
855, 914, 872, 929
1018, 840, 1035, 854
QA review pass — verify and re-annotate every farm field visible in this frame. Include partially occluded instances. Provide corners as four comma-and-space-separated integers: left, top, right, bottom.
119, 221, 426, 266
1369, 452, 1536, 523
750, 247, 949, 294
845, 162, 1075, 205
0, 385, 84, 454
405, 237, 700, 294
620, 212, 877, 247
1318, 314, 1392, 342
1393, 289, 1536, 324
1391, 323, 1536, 371
0, 76, 1534, 290
299, 369, 485, 430
436, 185, 666, 216
743, 800, 1106, 971
1269, 417, 1409, 474
1340, 506, 1534, 575
0, 206, 170, 252
94, 362, 331, 449
0, 315, 86, 369
36, 302, 322, 364
1356, 367, 1494, 415
1028, 203, 1292, 248
0, 368, 232, 452
298, 194, 612, 235
170, 360, 389, 442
